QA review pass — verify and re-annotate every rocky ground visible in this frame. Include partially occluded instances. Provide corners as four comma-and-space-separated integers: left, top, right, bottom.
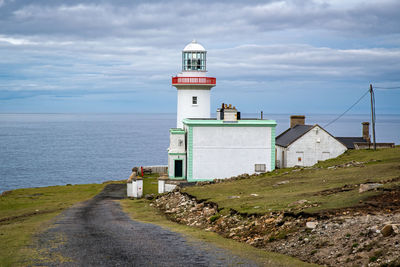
154, 188, 400, 266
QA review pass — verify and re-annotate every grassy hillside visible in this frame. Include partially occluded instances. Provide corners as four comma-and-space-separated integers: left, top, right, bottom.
183, 147, 400, 215
0, 183, 107, 266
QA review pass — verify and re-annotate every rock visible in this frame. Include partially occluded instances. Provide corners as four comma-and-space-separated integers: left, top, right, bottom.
291, 199, 309, 206
306, 221, 318, 229
392, 224, 400, 234
227, 196, 240, 199
274, 180, 289, 186
265, 218, 275, 224
189, 207, 198, 212
250, 193, 259, 197
359, 183, 383, 193
145, 194, 154, 200
381, 224, 394, 237
1, 190, 12, 196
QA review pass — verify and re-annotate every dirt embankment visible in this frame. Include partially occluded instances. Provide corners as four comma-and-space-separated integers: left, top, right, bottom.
154, 189, 400, 267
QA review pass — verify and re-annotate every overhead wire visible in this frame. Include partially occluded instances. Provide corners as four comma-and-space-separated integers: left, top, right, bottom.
324, 89, 370, 128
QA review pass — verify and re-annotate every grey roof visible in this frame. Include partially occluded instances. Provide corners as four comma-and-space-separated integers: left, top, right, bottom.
335, 137, 368, 149
276, 124, 314, 147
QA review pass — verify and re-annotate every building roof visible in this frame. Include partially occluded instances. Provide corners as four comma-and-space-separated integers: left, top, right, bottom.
170, 128, 185, 134
276, 124, 314, 147
183, 40, 206, 52
335, 137, 368, 149
182, 118, 276, 127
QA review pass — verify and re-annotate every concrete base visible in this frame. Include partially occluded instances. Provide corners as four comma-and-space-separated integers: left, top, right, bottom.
133, 179, 143, 198
127, 182, 133, 197
158, 179, 165, 194
158, 179, 182, 193
127, 179, 143, 198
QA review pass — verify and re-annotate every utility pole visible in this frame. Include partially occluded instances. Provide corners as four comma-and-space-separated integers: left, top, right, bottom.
370, 84, 376, 150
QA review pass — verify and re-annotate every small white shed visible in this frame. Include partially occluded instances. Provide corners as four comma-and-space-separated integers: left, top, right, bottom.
276, 116, 347, 168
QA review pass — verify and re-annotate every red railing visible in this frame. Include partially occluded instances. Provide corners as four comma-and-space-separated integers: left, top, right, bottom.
172, 77, 216, 85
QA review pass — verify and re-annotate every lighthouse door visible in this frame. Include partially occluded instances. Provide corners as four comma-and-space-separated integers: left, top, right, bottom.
174, 160, 183, 178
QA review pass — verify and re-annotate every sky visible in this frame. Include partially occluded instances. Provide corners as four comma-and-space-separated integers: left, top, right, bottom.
0, 0, 400, 115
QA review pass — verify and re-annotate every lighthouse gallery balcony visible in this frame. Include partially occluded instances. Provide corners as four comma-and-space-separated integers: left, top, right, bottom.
172, 77, 216, 85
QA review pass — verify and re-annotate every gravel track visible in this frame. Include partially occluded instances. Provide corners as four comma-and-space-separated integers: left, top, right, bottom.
35, 184, 259, 266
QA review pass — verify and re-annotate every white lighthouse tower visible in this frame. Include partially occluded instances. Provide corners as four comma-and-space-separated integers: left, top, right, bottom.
172, 40, 216, 128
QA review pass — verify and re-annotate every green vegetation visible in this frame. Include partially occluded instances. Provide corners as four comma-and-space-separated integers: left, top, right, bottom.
120, 198, 317, 267
209, 214, 220, 223
142, 177, 158, 195
183, 147, 400, 214
0, 183, 107, 266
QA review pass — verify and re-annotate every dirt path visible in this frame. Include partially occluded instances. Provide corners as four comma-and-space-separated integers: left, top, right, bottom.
34, 184, 259, 266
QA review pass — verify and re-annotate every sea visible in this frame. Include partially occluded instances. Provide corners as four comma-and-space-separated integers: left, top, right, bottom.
0, 113, 399, 193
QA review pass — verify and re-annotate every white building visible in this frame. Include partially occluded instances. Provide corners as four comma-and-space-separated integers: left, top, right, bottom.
275, 115, 347, 168
167, 41, 276, 182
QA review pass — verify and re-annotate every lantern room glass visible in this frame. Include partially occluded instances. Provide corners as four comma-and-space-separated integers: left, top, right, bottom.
182, 51, 206, 71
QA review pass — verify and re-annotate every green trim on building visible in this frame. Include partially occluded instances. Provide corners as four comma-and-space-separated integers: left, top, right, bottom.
169, 128, 185, 134
183, 118, 276, 127
270, 127, 276, 171
187, 126, 193, 181
168, 152, 187, 156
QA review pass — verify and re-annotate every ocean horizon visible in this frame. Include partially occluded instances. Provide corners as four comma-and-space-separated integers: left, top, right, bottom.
1, 113, 399, 193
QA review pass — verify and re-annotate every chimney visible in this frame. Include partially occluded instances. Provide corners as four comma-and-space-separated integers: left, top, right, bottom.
221, 104, 238, 121
290, 115, 305, 128
362, 122, 370, 142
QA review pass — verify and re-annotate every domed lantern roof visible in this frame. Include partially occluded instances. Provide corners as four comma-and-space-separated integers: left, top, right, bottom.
183, 40, 206, 52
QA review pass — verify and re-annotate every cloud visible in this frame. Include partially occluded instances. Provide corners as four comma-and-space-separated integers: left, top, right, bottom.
0, 0, 399, 113
1, 0, 399, 40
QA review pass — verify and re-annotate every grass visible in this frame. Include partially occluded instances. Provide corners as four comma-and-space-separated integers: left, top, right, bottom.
0, 183, 107, 266
182, 147, 400, 214
142, 177, 158, 195
120, 198, 317, 267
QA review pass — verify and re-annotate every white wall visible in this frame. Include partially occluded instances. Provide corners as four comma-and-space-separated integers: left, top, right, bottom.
285, 126, 347, 167
169, 133, 185, 153
276, 145, 286, 169
177, 89, 210, 128
191, 126, 273, 180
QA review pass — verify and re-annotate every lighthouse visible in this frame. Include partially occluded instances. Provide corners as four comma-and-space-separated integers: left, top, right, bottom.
172, 40, 216, 128
166, 41, 276, 183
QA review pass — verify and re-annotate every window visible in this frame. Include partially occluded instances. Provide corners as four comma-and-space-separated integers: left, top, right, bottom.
192, 96, 198, 105
182, 51, 206, 71
255, 164, 266, 172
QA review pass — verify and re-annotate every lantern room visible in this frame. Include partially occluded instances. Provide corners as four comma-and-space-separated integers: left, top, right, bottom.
182, 40, 206, 71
